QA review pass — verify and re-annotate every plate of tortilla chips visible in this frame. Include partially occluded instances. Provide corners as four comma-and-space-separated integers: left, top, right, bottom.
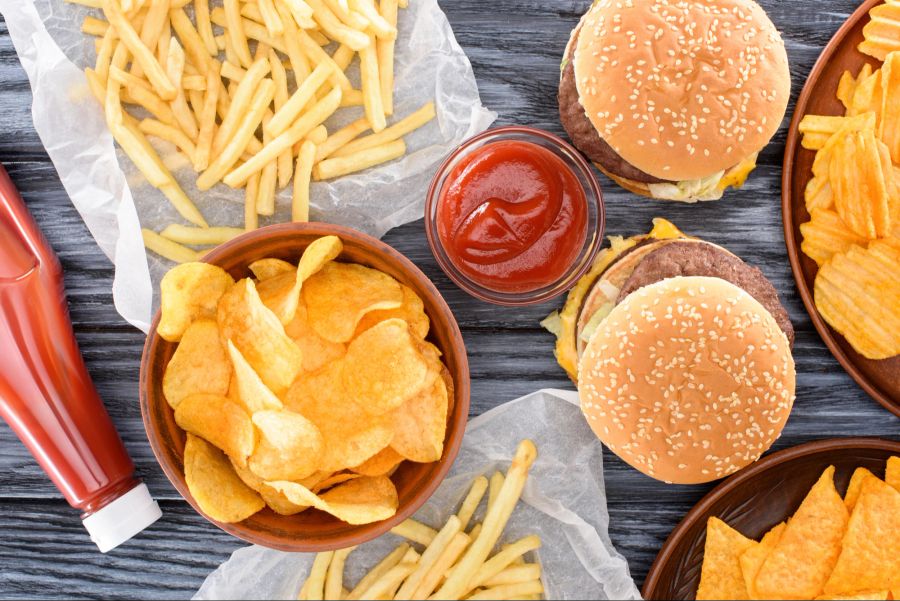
642, 438, 900, 600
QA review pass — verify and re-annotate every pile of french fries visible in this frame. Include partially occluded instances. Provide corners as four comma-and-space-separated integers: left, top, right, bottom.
72, 0, 435, 262
298, 440, 544, 601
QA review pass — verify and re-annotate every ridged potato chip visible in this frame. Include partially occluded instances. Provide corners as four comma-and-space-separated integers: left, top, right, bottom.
350, 447, 405, 477
390, 376, 448, 464
354, 284, 430, 340
226, 340, 283, 413
837, 71, 858, 113
249, 258, 294, 281
163, 319, 231, 408
284, 301, 346, 373
343, 318, 430, 416
184, 434, 265, 523
303, 262, 403, 343
217, 278, 303, 397
801, 209, 871, 266
740, 523, 786, 601
268, 476, 399, 525
158, 263, 234, 342
249, 409, 324, 481
860, 3, 900, 61
816, 591, 892, 600
887, 456, 900, 492
831, 130, 891, 239
695, 517, 755, 600
175, 393, 256, 466
754, 467, 849, 600
230, 458, 310, 516
285, 360, 394, 472
844, 467, 878, 512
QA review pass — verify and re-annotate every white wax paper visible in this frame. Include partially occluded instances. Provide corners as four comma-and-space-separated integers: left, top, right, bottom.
0, 0, 495, 332
194, 389, 641, 601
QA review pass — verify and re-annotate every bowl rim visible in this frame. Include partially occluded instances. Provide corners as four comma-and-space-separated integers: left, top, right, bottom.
641, 436, 900, 599
424, 125, 606, 307
139, 221, 471, 552
781, 0, 899, 417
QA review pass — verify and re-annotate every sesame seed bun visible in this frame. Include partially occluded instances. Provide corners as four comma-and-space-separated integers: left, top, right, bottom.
572, 0, 790, 182
578, 276, 796, 484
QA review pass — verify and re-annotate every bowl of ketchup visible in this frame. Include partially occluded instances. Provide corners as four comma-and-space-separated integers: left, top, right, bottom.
426, 126, 604, 305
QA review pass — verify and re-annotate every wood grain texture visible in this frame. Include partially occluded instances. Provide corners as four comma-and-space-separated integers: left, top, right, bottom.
0, 0, 898, 598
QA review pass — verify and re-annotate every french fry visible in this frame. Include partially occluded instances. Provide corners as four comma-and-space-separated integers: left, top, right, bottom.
275, 2, 313, 93
313, 139, 405, 180
470, 535, 542, 590
346, 544, 410, 601
102, 0, 177, 100
130, 0, 168, 80
323, 0, 369, 30
66, 0, 103, 7
82, 16, 110, 37
166, 39, 200, 139
295, 29, 353, 91
257, 134, 278, 216
193, 0, 217, 56
139, 118, 197, 161
160, 224, 244, 245
456, 475, 488, 531
467, 580, 544, 600
483, 563, 542, 587
304, 551, 334, 601
198, 78, 275, 190
315, 118, 370, 161
170, 7, 213, 76
292, 140, 316, 222
340, 89, 365, 107
224, 0, 253, 68
182, 74, 206, 90
390, 519, 438, 546
109, 65, 153, 92
436, 440, 538, 600
121, 80, 179, 127
224, 86, 342, 187
349, 0, 396, 39
268, 49, 294, 189
156, 18, 171, 69
221, 61, 247, 82
265, 63, 334, 138
332, 44, 356, 71
258, 0, 285, 36
395, 515, 463, 600
359, 35, 386, 132
332, 101, 435, 157
211, 8, 290, 54
212, 58, 271, 155
306, 0, 370, 50
410, 531, 471, 600
306, 125, 328, 145
142, 229, 199, 263
244, 172, 260, 231
94, 28, 118, 83
357, 562, 417, 601
324, 546, 354, 601
398, 0, 408, 8
377, 0, 398, 115
281, 0, 314, 21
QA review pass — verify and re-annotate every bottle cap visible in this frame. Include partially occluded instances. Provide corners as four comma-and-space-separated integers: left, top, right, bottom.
82, 483, 162, 553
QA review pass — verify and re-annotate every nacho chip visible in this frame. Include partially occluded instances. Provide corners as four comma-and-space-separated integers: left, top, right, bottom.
249, 258, 294, 281
268, 476, 399, 525
284, 301, 346, 373
248, 409, 324, 481
285, 361, 394, 472
754, 467, 849, 600
886, 456, 900, 492
175, 393, 256, 466
217, 278, 303, 397
696, 517, 755, 600
845, 467, 878, 512
390, 376, 448, 464
354, 284, 430, 340
302, 262, 403, 343
824, 477, 900, 595
226, 340, 283, 413
740, 522, 786, 601
342, 318, 429, 416
351, 447, 405, 477
163, 319, 231, 408
158, 263, 234, 342
801, 209, 871, 267
230, 458, 310, 516
184, 434, 264, 523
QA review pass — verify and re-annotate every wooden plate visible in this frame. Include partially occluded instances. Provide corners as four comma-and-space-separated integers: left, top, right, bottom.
642, 437, 900, 600
782, 0, 900, 417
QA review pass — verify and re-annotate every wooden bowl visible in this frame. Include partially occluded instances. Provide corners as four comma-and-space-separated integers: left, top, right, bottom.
782, 0, 900, 416
642, 437, 900, 600
140, 222, 471, 552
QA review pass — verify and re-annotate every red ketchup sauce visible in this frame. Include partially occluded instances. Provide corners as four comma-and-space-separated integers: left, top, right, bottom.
436, 140, 588, 293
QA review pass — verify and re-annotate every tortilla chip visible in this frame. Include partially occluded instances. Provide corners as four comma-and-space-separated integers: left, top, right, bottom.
845, 467, 879, 512
696, 517, 756, 600
740, 523, 786, 600
755, 467, 849, 600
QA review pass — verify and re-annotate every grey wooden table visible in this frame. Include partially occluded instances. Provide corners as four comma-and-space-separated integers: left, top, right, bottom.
0, 1, 897, 599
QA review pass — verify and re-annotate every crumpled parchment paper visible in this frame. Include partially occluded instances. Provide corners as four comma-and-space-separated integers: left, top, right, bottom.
194, 389, 641, 601
0, 0, 495, 332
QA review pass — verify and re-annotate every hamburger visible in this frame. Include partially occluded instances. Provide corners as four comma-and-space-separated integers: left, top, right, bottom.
542, 220, 796, 484
559, 0, 791, 202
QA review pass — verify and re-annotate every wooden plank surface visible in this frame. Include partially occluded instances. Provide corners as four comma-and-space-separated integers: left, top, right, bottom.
1, 0, 898, 598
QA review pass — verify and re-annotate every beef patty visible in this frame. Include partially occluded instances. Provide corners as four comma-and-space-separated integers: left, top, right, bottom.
558, 27, 668, 185
617, 241, 795, 346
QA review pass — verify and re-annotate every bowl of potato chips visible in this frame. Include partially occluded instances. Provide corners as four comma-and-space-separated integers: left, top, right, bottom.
139, 222, 469, 551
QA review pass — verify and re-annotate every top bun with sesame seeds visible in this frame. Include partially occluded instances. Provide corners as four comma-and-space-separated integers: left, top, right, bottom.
577, 276, 795, 484
559, 0, 790, 202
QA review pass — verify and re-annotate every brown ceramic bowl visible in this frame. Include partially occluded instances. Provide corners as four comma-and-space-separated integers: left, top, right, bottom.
782, 0, 900, 416
140, 222, 470, 552
642, 437, 900, 600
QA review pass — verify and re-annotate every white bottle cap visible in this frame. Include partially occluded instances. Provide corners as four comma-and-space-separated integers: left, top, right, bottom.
81, 483, 162, 553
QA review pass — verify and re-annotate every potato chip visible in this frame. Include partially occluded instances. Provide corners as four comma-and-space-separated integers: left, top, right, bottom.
302, 262, 403, 343
311, 472, 362, 494
249, 258, 294, 281
696, 517, 755, 600
806, 175, 835, 213
754, 467, 848, 600
284, 301, 346, 373
217, 278, 303, 397
823, 477, 900, 595
249, 409, 324, 481
740, 523, 786, 601
844, 467, 878, 512
886, 456, 900, 492
354, 284, 430, 340
860, 3, 900, 61
350, 447, 405, 477
226, 340, 283, 413
268, 476, 399, 525
801, 210, 871, 267
342, 318, 430, 416
297, 235, 343, 282
158, 262, 234, 342
184, 433, 265, 523
837, 71, 858, 113
175, 393, 256, 466
163, 319, 231, 408
285, 360, 394, 472
831, 130, 890, 239
851, 72, 883, 123
390, 376, 448, 464
816, 591, 892, 600
230, 458, 310, 516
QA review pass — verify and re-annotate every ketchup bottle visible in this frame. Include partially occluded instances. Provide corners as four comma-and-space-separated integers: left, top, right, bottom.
0, 164, 160, 552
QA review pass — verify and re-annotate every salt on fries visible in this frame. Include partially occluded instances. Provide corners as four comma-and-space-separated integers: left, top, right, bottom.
74, 0, 435, 261
297, 440, 544, 601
